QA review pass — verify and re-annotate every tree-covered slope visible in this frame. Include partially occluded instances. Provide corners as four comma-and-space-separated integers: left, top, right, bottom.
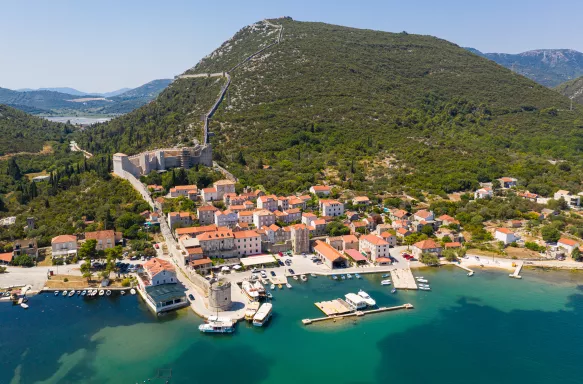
79, 19, 583, 196
555, 76, 583, 105
0, 104, 74, 155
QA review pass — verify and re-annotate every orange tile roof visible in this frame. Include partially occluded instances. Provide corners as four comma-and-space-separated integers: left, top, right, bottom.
285, 208, 301, 214
414, 239, 440, 250
85, 230, 115, 241
143, 258, 175, 277
190, 257, 212, 267
314, 240, 347, 262
313, 219, 326, 226
233, 230, 260, 239
174, 185, 197, 191
198, 205, 218, 212
51, 235, 77, 244
342, 235, 358, 243
186, 247, 203, 255
496, 228, 514, 235
175, 224, 217, 236
414, 210, 432, 219
559, 238, 579, 246
311, 185, 331, 191
0, 252, 13, 263
445, 242, 462, 248
361, 234, 389, 246
197, 230, 234, 241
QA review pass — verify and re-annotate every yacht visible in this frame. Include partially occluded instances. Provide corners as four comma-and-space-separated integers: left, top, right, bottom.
354, 273, 361, 279
199, 318, 235, 334
253, 303, 273, 327
300, 275, 308, 282
245, 302, 260, 321
346, 274, 353, 279
344, 293, 367, 310
381, 280, 391, 286
357, 290, 376, 306
242, 281, 260, 301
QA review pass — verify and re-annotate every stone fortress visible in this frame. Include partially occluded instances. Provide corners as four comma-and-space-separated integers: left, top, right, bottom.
113, 144, 212, 177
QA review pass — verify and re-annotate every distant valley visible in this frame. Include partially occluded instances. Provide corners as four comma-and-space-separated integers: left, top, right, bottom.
0, 79, 172, 117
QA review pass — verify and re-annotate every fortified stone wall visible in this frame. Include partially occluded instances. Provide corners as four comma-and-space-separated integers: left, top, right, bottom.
209, 281, 232, 310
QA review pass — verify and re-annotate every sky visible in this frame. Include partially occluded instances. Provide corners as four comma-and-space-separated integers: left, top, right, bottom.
1, 0, 582, 93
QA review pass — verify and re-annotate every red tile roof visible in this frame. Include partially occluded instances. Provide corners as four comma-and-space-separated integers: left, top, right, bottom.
51, 235, 77, 244
314, 240, 347, 262
559, 238, 579, 246
143, 258, 175, 277
0, 252, 13, 263
414, 239, 440, 250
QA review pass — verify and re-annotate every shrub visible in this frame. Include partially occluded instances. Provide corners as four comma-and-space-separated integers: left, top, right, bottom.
63, 277, 69, 282
121, 278, 131, 287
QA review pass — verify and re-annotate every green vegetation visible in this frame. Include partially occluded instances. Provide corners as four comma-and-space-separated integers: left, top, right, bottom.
419, 253, 440, 266
76, 19, 583, 196
555, 75, 583, 106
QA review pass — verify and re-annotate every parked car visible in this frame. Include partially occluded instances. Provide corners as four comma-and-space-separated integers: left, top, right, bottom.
288, 268, 295, 274
270, 271, 276, 277
260, 271, 267, 278
188, 294, 195, 301
154, 244, 159, 249
278, 260, 284, 266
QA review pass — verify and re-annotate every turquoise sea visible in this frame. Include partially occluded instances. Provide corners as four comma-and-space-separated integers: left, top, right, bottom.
2, 267, 583, 384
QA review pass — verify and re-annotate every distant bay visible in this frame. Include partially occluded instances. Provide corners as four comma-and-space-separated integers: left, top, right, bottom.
2, 267, 583, 384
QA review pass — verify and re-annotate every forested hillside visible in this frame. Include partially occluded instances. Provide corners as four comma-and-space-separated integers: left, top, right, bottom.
78, 19, 583, 196
555, 76, 583, 105
0, 105, 74, 155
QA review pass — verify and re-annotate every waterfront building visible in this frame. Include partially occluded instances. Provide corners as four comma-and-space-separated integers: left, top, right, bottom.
313, 240, 349, 269
411, 239, 442, 258
233, 230, 261, 256
85, 230, 122, 251
137, 258, 188, 314
51, 235, 78, 258
359, 234, 390, 262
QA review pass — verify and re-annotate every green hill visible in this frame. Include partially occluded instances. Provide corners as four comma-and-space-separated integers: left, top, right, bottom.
555, 76, 583, 106
0, 104, 74, 155
78, 18, 583, 196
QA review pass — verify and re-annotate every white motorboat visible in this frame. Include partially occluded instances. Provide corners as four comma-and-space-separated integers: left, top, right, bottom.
381, 280, 392, 286
345, 293, 367, 310
253, 303, 273, 327
332, 275, 338, 280
266, 291, 273, 299
415, 276, 425, 279
286, 283, 292, 289
62, 290, 68, 296
467, 271, 474, 277
310, 273, 317, 278
120, 290, 125, 295
199, 318, 235, 333
68, 291, 75, 297
54, 291, 59, 296
354, 273, 361, 279
105, 290, 111, 296
92, 289, 98, 296
81, 290, 87, 296
20, 303, 29, 309
346, 274, 353, 279
270, 284, 275, 290
293, 275, 299, 281
76, 290, 81, 296
99, 290, 105, 296
417, 279, 429, 283
357, 290, 376, 306
130, 288, 136, 295
242, 281, 260, 301
419, 286, 431, 291
340, 275, 346, 280
300, 275, 308, 282
391, 288, 397, 294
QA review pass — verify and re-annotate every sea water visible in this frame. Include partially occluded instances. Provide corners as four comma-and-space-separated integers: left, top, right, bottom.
2, 267, 583, 384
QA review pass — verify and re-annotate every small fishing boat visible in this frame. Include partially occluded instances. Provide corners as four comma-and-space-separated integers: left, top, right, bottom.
81, 290, 86, 296
332, 275, 338, 280
391, 288, 397, 294
54, 291, 59, 296
415, 276, 425, 279
92, 290, 98, 296
120, 290, 126, 295
278, 284, 283, 289
293, 275, 299, 281
417, 279, 429, 283
354, 273, 361, 279
266, 291, 273, 299
99, 290, 105, 296
68, 291, 75, 297
382, 274, 390, 278
286, 283, 292, 289
346, 273, 353, 279
76, 290, 81, 296
105, 290, 111, 296
419, 286, 431, 291
20, 303, 29, 309
340, 275, 346, 280
270, 284, 275, 290
300, 275, 307, 282
310, 273, 317, 278
62, 290, 68, 296
467, 271, 474, 277
130, 289, 136, 295
381, 280, 391, 286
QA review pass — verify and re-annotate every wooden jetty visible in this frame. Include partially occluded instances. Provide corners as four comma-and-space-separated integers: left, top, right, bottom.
509, 262, 523, 279
302, 303, 414, 325
390, 269, 418, 290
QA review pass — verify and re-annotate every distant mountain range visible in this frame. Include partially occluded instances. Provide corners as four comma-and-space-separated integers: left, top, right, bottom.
16, 87, 131, 98
3, 79, 172, 116
465, 48, 583, 87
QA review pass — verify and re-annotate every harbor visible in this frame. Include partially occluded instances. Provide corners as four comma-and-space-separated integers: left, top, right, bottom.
303, 304, 414, 325
390, 268, 418, 290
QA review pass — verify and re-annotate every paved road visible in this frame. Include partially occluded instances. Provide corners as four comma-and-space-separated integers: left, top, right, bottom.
69, 141, 93, 158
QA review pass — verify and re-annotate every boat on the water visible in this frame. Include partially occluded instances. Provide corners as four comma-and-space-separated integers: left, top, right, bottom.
416, 276, 425, 279
332, 275, 338, 280
253, 303, 273, 327
20, 303, 29, 309
99, 290, 105, 296
417, 279, 429, 283
105, 290, 111, 296
310, 273, 317, 278
357, 290, 376, 306
120, 290, 125, 295
92, 290, 98, 296
293, 275, 299, 281
199, 317, 235, 334
354, 273, 361, 279
381, 280, 392, 286
346, 273, 353, 279
54, 291, 59, 296
300, 275, 307, 282
340, 275, 346, 280
382, 274, 390, 278
278, 284, 283, 289
76, 290, 81, 296
245, 302, 260, 321
391, 288, 397, 294
468, 271, 474, 277
266, 291, 273, 299
286, 283, 292, 289
62, 291, 68, 296
270, 284, 275, 290
345, 293, 367, 310
68, 291, 75, 297
130, 289, 136, 295
419, 286, 431, 291
81, 290, 86, 296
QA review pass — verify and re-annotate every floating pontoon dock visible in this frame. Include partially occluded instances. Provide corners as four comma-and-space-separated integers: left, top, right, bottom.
390, 269, 418, 290
302, 303, 414, 325
314, 299, 354, 316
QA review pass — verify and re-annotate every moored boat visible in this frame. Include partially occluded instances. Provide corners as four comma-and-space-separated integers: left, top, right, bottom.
81, 290, 86, 296
242, 281, 260, 301
381, 280, 391, 286
270, 284, 275, 290
419, 286, 431, 291
130, 288, 136, 295
354, 273, 361, 279
99, 290, 105, 296
54, 291, 59, 296
62, 290, 68, 296
382, 274, 390, 278
278, 284, 283, 289
68, 291, 75, 297
76, 290, 81, 296
105, 290, 111, 296
245, 302, 260, 321
417, 279, 429, 283
391, 288, 397, 294
310, 273, 317, 278
346, 273, 353, 279
357, 290, 376, 306
293, 275, 299, 281
253, 303, 273, 327
20, 303, 29, 309
332, 275, 338, 280
120, 290, 125, 295
300, 275, 307, 282
345, 293, 367, 310
340, 275, 346, 280
199, 318, 235, 334
286, 283, 292, 289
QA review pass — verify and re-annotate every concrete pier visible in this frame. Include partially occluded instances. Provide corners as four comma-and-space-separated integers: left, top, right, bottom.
302, 303, 414, 325
390, 269, 418, 290
454, 263, 475, 276
509, 263, 523, 279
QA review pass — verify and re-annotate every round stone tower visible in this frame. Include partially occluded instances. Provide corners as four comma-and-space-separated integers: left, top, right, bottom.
208, 281, 232, 311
